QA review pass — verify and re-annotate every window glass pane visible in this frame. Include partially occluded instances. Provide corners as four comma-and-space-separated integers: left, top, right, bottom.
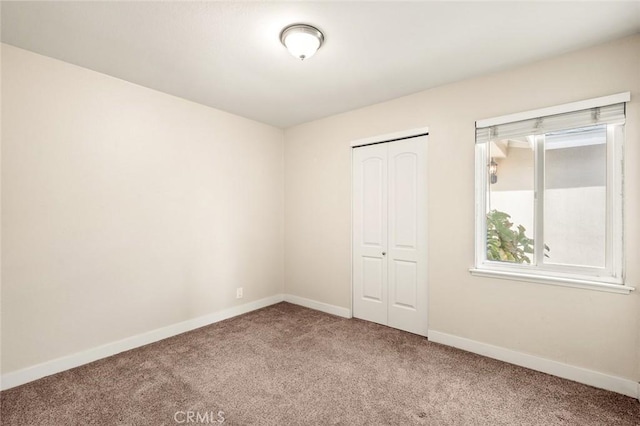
543, 125, 606, 268
487, 137, 535, 264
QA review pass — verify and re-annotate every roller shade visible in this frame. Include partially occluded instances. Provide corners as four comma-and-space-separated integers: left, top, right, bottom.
476, 103, 625, 144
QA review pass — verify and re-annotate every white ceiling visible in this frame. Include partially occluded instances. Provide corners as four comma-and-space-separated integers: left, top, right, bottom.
2, 2, 639, 128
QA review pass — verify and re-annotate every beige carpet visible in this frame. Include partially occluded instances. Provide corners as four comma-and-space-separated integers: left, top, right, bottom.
1, 302, 638, 425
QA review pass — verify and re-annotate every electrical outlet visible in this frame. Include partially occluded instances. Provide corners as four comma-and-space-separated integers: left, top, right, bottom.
236, 287, 243, 299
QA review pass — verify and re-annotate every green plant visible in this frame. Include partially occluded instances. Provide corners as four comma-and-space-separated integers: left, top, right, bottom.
486, 210, 548, 263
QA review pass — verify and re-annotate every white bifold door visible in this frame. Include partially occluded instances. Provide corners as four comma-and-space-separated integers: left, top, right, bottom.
352, 136, 427, 336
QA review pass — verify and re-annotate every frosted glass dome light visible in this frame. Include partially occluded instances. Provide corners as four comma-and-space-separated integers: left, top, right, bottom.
280, 24, 324, 60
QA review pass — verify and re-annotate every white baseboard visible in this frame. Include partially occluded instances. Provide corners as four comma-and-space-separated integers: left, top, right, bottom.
283, 294, 352, 318
428, 330, 639, 399
1, 294, 285, 391
6, 299, 634, 401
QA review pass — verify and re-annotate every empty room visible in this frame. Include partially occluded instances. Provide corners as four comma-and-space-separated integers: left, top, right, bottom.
1, 1, 639, 425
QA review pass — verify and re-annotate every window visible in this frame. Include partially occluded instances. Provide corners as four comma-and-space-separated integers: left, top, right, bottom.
471, 93, 632, 293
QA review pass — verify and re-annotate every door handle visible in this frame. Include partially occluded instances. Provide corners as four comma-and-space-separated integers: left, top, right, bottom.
382, 252, 386, 256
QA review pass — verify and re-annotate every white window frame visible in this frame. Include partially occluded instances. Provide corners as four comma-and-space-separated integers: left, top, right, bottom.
470, 93, 634, 295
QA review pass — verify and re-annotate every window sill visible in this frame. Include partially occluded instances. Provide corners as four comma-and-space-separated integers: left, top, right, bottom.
469, 268, 635, 294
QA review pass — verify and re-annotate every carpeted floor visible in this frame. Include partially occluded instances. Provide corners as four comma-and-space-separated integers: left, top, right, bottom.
1, 302, 639, 425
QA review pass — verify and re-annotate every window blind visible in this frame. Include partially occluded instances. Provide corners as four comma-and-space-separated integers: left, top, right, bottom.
475, 103, 625, 144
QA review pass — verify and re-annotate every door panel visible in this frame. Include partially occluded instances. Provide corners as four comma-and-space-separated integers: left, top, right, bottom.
362, 257, 384, 301
352, 144, 388, 326
362, 157, 384, 246
387, 137, 428, 336
392, 153, 418, 249
391, 260, 417, 309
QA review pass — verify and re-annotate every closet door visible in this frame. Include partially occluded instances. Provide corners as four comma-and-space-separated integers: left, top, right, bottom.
352, 143, 388, 326
387, 137, 427, 336
352, 136, 427, 336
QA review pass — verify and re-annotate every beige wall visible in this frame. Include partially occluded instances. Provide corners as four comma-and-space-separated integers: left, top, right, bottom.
2, 35, 639, 384
284, 35, 640, 381
1, 45, 285, 373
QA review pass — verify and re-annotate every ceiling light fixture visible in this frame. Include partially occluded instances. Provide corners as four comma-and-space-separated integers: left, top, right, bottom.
280, 24, 324, 61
